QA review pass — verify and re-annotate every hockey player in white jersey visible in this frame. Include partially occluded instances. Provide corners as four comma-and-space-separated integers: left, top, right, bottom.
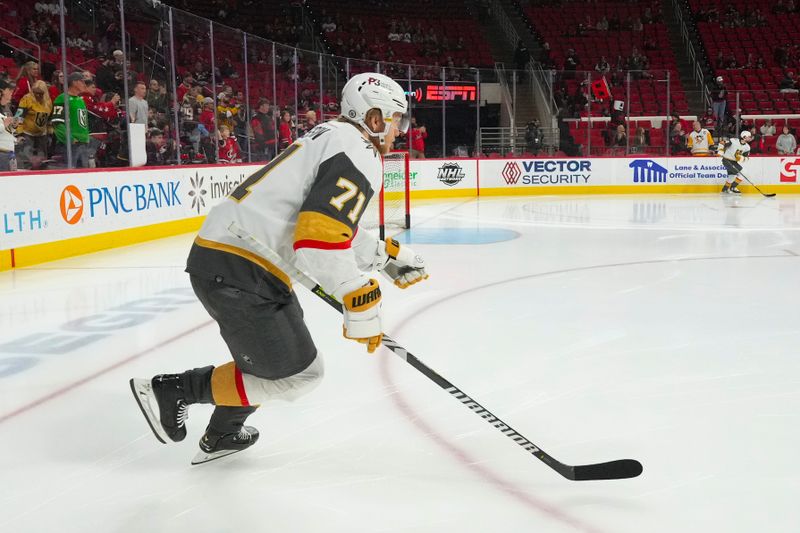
130, 73, 428, 464
718, 130, 752, 194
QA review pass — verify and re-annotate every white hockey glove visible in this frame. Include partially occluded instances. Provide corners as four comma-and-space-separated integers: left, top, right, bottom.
342, 279, 383, 353
378, 239, 429, 289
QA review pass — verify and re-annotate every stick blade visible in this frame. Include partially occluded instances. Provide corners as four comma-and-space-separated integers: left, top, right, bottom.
570, 459, 643, 481
764, 193, 777, 198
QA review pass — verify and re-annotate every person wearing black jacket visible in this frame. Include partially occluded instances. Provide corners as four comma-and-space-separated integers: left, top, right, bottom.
524, 119, 543, 155
710, 76, 727, 132
514, 41, 530, 72
250, 98, 276, 161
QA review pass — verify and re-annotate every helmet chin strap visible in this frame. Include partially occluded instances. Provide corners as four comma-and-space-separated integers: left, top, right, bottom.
359, 117, 392, 146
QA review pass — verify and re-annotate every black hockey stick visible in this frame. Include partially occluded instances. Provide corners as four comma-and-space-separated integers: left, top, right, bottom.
738, 170, 776, 197
228, 223, 643, 481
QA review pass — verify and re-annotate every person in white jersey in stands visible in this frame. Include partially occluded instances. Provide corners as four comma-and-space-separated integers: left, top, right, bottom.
687, 120, 715, 156
0, 79, 19, 170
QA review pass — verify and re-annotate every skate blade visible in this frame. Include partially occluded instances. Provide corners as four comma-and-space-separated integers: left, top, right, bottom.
129, 378, 168, 444
191, 448, 245, 465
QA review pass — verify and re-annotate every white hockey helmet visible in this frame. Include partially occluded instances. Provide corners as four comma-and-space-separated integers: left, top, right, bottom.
340, 72, 409, 144
740, 130, 753, 141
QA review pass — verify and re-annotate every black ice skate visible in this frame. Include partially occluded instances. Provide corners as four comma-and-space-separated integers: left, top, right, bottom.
129, 374, 189, 444
191, 426, 260, 465
729, 185, 742, 194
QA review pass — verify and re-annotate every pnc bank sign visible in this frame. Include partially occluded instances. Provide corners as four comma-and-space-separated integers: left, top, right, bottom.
58, 181, 182, 224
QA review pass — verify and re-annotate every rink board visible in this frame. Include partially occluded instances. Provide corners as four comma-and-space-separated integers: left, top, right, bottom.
1, 157, 799, 270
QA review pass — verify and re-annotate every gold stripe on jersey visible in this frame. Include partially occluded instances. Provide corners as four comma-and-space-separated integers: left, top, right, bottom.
294, 211, 354, 249
194, 236, 292, 288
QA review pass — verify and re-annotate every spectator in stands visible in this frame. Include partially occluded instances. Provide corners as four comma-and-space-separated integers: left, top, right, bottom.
218, 58, 237, 80
146, 128, 174, 166
409, 116, 427, 159
564, 49, 580, 75
180, 85, 203, 121
192, 60, 211, 85
701, 107, 716, 133
628, 48, 648, 78
16, 80, 52, 169
760, 119, 777, 137
539, 42, 555, 69
278, 110, 294, 152
607, 124, 627, 148
595, 56, 610, 75
670, 121, 689, 155
250, 98, 276, 161
127, 81, 149, 126
96, 92, 122, 125
13, 62, 40, 105
748, 129, 766, 154
199, 97, 216, 135
111, 49, 125, 70
217, 124, 242, 163
776, 126, 797, 154
596, 16, 609, 31
49, 70, 64, 102
0, 75, 11, 117
81, 78, 98, 108
514, 41, 530, 72
96, 55, 120, 94
51, 72, 91, 168
177, 74, 194, 104
631, 126, 651, 153
711, 76, 727, 131
779, 72, 799, 93
216, 93, 240, 132
668, 113, 687, 133
688, 121, 714, 156
298, 110, 317, 138
147, 79, 168, 114
81, 70, 98, 91
0, 79, 18, 171
525, 119, 543, 155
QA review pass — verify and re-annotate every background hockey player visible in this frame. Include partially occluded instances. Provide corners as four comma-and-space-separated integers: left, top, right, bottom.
130, 73, 429, 464
718, 130, 752, 194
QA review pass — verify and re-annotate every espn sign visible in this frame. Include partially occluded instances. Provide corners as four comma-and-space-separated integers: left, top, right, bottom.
780, 158, 800, 182
427, 85, 476, 102
414, 85, 476, 102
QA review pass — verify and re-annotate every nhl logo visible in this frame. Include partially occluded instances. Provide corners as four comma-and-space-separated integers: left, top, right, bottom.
348, 110, 357, 119
436, 162, 465, 186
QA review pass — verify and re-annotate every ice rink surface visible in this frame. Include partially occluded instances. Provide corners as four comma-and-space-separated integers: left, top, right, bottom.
1, 194, 799, 533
